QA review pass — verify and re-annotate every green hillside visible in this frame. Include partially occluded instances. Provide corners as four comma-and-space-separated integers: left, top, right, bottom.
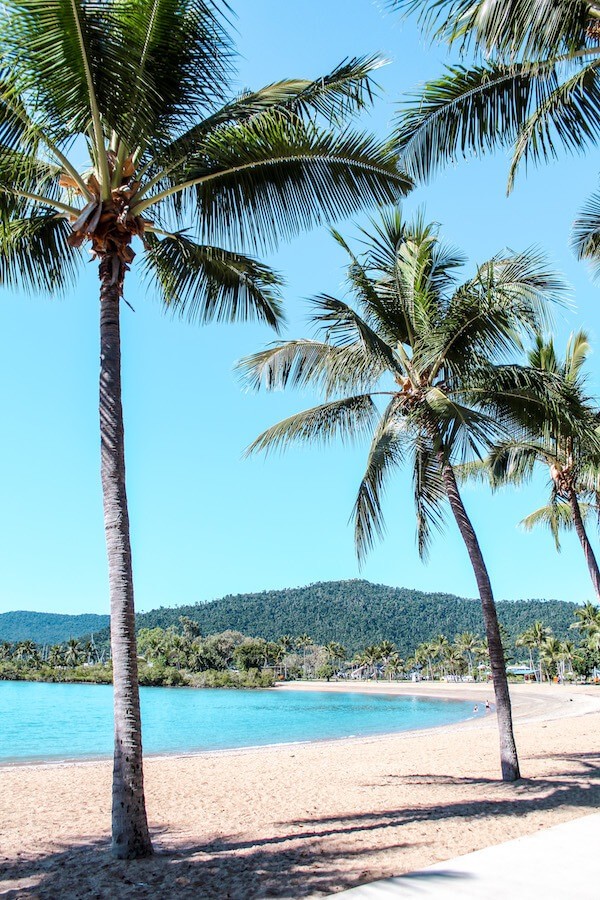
89, 580, 578, 655
0, 611, 109, 645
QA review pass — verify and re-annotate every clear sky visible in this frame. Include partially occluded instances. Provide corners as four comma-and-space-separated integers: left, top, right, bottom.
1, 0, 600, 616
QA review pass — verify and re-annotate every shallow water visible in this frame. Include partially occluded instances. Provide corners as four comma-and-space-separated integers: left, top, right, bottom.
0, 681, 479, 762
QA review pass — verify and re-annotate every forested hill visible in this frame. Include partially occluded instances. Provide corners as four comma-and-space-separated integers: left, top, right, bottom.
0, 611, 109, 645
90, 580, 577, 655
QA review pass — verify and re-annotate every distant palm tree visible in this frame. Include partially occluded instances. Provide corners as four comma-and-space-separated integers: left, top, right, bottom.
455, 632, 483, 679
279, 635, 294, 679
431, 635, 451, 677
386, 651, 404, 681
240, 212, 571, 780
517, 621, 553, 682
571, 600, 600, 635
0, 0, 409, 859
296, 634, 314, 678
478, 333, 600, 598
64, 638, 84, 668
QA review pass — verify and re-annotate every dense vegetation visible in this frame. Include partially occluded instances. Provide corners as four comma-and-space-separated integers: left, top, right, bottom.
0, 611, 109, 645
0, 580, 577, 656
83, 580, 578, 656
2, 597, 599, 686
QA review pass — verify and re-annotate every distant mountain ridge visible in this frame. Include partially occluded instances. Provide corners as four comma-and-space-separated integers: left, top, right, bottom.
3, 579, 576, 655
0, 611, 109, 645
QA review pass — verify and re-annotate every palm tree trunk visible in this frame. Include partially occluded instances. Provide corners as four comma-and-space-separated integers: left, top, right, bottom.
440, 459, 520, 781
568, 489, 600, 600
99, 255, 153, 859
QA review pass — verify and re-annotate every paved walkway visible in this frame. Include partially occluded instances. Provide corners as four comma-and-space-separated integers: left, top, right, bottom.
331, 812, 599, 899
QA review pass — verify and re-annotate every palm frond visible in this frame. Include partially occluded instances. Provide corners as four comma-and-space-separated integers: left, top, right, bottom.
244, 394, 378, 457
508, 59, 600, 190
411, 432, 447, 559
133, 118, 411, 251
311, 294, 404, 377
388, 0, 595, 59
0, 213, 80, 293
433, 250, 565, 376
520, 500, 579, 551
424, 386, 497, 461
143, 233, 283, 329
353, 396, 406, 564
148, 54, 386, 172
395, 62, 559, 183
237, 340, 383, 397
112, 0, 233, 148
572, 189, 600, 275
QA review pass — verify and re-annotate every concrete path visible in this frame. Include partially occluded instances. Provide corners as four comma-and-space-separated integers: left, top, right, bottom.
331, 813, 599, 899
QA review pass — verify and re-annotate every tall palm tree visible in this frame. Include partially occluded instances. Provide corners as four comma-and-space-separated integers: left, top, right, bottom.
391, 1, 600, 196
477, 332, 600, 598
0, 0, 410, 858
240, 211, 572, 781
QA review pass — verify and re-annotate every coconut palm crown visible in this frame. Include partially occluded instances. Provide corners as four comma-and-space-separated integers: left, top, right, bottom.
0, 0, 412, 860
239, 211, 574, 781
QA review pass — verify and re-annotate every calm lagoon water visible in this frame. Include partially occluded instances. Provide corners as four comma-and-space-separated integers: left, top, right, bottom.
0, 681, 477, 763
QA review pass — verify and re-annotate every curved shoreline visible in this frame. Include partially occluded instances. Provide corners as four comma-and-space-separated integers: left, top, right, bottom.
2, 680, 598, 772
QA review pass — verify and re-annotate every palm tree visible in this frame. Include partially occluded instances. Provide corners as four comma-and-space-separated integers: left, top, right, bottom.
296, 634, 314, 678
431, 634, 451, 677
517, 621, 553, 681
571, 599, 600, 634
0, 0, 410, 858
391, 1, 600, 197
540, 636, 563, 681
386, 651, 404, 681
455, 631, 483, 679
64, 638, 84, 667
362, 644, 384, 679
478, 332, 600, 598
278, 635, 294, 679
324, 641, 346, 673
240, 211, 571, 781
414, 641, 436, 681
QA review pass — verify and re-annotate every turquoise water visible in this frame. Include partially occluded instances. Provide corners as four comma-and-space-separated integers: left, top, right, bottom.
0, 682, 478, 763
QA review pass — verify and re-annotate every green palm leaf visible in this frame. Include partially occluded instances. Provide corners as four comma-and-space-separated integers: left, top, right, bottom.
143, 233, 283, 328
245, 395, 378, 457
353, 396, 406, 563
396, 62, 559, 183
572, 190, 600, 274
132, 119, 411, 250
237, 340, 382, 397
0, 213, 80, 293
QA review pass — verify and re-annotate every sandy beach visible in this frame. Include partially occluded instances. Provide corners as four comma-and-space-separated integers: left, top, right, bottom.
1, 681, 599, 899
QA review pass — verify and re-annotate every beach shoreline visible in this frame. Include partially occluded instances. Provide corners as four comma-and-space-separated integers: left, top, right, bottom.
1, 682, 599, 898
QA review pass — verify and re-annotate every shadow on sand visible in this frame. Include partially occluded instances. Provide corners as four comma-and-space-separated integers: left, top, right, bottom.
2, 764, 599, 899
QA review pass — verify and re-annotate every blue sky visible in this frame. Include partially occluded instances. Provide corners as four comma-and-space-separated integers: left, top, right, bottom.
1, 0, 600, 616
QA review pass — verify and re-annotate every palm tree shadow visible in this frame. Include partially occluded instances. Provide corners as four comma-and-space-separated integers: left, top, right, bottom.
0, 834, 411, 899
2, 772, 598, 898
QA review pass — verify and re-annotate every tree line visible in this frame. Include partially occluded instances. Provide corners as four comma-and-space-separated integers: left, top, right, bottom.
3, 601, 599, 685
